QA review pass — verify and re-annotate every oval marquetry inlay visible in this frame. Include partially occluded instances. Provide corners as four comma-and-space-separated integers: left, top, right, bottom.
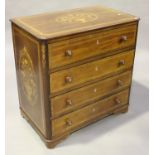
19, 46, 37, 106
55, 13, 98, 24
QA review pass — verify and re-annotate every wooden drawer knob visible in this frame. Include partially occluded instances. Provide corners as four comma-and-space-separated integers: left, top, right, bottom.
66, 99, 72, 107
66, 119, 72, 126
65, 50, 72, 57
120, 35, 128, 43
114, 98, 121, 105
65, 76, 72, 83
118, 59, 125, 66
117, 80, 123, 86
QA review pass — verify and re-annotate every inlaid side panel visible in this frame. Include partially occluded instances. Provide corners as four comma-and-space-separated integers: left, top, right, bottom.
12, 25, 46, 136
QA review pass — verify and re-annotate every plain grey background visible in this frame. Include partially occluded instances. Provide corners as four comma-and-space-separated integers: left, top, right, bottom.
6, 0, 149, 155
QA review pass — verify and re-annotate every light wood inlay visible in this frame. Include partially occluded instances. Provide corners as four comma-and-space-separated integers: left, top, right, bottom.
11, 6, 138, 39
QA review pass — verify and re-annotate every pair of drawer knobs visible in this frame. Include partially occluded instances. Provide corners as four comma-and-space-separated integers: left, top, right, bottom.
65, 97, 121, 126
65, 35, 128, 57
65, 75, 123, 87
65, 79, 123, 107
65, 60, 125, 84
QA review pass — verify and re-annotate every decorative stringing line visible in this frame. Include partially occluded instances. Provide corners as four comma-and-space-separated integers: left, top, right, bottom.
15, 14, 137, 37
41, 44, 46, 68
16, 18, 44, 35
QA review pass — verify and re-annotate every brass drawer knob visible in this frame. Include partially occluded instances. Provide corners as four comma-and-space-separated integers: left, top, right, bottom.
65, 50, 72, 57
114, 98, 121, 104
65, 76, 72, 83
66, 99, 72, 107
117, 80, 123, 86
120, 35, 128, 43
118, 59, 125, 66
66, 119, 72, 126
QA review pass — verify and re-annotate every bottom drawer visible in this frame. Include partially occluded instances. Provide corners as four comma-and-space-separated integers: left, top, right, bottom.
52, 89, 129, 136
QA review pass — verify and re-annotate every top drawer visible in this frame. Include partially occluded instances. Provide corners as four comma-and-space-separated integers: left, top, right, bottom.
48, 23, 137, 70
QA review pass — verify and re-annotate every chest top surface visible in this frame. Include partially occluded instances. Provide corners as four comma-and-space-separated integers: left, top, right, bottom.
11, 6, 139, 40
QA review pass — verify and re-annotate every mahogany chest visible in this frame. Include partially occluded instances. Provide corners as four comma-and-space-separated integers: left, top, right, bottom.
11, 6, 139, 148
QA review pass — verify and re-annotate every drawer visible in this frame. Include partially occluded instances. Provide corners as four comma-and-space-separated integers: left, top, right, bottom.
51, 71, 132, 118
52, 89, 129, 136
48, 23, 137, 70
50, 50, 134, 95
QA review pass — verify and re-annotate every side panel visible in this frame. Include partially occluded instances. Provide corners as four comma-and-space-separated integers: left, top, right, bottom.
12, 24, 49, 137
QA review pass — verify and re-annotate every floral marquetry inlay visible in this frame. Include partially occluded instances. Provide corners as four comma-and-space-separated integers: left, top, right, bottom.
19, 46, 37, 106
55, 12, 98, 24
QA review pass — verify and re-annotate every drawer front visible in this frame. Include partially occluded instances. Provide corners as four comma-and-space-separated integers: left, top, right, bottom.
50, 50, 134, 95
51, 71, 132, 118
48, 23, 137, 70
52, 89, 129, 136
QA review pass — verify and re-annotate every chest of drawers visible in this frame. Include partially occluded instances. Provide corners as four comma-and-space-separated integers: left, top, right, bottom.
11, 6, 139, 148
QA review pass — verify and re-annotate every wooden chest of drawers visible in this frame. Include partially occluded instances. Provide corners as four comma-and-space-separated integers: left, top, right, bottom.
11, 6, 139, 148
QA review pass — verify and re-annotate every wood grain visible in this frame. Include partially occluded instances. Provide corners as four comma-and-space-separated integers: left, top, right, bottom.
51, 71, 132, 118
10, 6, 139, 39
48, 23, 137, 69
11, 6, 139, 148
11, 24, 48, 137
52, 89, 129, 136
50, 50, 134, 95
